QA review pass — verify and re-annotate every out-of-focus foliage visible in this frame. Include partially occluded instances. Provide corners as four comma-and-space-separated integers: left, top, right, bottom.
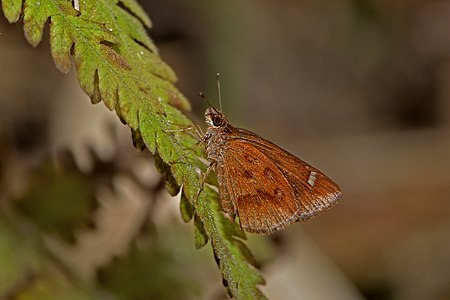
98, 242, 198, 300
0, 221, 97, 299
15, 165, 97, 243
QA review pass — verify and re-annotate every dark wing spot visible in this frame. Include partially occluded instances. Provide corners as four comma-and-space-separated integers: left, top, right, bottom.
274, 188, 284, 200
263, 167, 276, 181
243, 154, 259, 164
243, 170, 253, 179
256, 189, 270, 199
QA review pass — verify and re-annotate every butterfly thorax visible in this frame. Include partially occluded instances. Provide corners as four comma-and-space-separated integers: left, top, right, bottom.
204, 107, 233, 164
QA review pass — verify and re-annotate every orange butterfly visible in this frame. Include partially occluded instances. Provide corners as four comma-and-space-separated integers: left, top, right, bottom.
204, 106, 342, 234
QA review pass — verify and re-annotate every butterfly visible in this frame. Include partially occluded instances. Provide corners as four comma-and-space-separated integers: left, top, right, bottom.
203, 106, 342, 234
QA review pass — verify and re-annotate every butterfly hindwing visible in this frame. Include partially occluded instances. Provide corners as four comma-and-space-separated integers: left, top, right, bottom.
219, 140, 302, 233
249, 137, 342, 219
219, 129, 341, 232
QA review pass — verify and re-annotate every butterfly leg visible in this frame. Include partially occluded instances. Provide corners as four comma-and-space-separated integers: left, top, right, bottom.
161, 124, 205, 166
194, 162, 214, 207
164, 123, 204, 141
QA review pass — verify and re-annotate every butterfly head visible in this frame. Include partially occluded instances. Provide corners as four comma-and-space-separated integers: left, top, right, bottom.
205, 107, 228, 128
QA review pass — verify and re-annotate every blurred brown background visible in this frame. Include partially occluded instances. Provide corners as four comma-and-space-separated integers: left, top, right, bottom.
1, 1, 450, 299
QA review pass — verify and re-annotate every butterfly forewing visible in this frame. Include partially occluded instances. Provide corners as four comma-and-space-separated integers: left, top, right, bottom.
222, 129, 341, 233
234, 129, 342, 218
220, 140, 301, 233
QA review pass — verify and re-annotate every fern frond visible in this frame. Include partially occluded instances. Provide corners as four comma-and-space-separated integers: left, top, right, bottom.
1, 1, 267, 298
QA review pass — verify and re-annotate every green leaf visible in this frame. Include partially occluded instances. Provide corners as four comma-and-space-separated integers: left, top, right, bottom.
2, 0, 22, 23
118, 0, 151, 28
50, 12, 75, 73
179, 191, 194, 223
23, 0, 51, 47
194, 213, 208, 249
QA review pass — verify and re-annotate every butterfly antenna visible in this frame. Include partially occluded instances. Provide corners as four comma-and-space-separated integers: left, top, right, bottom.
216, 73, 223, 111
199, 92, 217, 110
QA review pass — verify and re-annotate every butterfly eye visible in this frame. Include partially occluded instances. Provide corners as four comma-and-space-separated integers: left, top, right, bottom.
212, 116, 223, 127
